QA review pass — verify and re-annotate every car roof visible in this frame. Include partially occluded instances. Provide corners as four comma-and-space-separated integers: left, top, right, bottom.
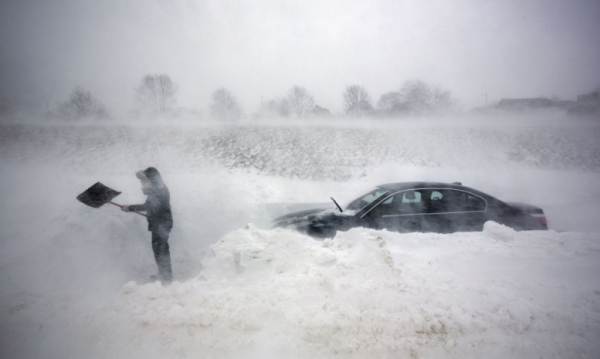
376, 182, 467, 191
375, 182, 497, 201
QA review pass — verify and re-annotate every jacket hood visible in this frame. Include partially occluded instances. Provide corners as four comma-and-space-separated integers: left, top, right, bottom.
140, 167, 164, 187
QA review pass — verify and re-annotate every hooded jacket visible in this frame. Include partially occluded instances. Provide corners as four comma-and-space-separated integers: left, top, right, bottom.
128, 167, 173, 232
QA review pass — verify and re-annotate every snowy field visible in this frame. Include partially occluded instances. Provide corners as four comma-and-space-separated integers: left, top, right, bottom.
1, 116, 600, 358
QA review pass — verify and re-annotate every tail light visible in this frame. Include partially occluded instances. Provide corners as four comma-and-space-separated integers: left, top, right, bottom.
531, 214, 548, 228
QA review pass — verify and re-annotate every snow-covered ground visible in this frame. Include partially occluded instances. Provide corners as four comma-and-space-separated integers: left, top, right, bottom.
1, 118, 599, 358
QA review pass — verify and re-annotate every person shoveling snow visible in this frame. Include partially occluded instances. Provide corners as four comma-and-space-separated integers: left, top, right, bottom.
77, 167, 174, 284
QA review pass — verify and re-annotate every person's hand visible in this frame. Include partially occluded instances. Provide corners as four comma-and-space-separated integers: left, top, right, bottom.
121, 205, 130, 212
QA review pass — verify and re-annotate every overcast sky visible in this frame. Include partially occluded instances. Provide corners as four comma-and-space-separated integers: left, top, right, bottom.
1, 0, 599, 115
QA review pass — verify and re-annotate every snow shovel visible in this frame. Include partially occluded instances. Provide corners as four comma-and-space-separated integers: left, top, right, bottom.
76, 182, 147, 217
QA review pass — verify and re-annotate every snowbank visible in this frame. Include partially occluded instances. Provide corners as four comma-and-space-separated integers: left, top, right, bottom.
109, 224, 600, 358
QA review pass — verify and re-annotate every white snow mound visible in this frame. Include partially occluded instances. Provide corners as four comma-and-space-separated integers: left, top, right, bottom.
111, 226, 600, 358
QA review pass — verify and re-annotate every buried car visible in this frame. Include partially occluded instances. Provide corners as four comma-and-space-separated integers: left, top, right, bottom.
272, 182, 548, 238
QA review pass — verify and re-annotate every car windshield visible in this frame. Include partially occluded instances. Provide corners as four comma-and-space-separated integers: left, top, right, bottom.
345, 188, 389, 211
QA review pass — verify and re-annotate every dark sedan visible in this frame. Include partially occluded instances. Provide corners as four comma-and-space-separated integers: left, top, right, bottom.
273, 182, 548, 238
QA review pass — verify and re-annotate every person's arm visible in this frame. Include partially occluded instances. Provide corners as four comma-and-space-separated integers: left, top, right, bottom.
126, 203, 147, 212
123, 188, 151, 212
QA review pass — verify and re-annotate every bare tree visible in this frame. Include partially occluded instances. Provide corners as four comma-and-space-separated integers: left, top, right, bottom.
377, 91, 400, 112
209, 88, 242, 121
376, 91, 413, 117
135, 74, 177, 116
256, 98, 290, 119
399, 80, 456, 113
286, 86, 315, 118
57, 87, 109, 120
343, 85, 375, 117
343, 85, 372, 110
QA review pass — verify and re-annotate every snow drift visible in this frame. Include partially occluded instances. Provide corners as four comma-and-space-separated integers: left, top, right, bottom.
90, 224, 600, 358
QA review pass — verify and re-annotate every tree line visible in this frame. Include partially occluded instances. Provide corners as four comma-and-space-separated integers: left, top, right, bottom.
52, 74, 458, 121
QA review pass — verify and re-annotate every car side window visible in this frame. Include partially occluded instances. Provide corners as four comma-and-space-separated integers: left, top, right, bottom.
347, 189, 388, 211
463, 193, 486, 211
401, 191, 422, 203
428, 190, 447, 213
364, 190, 388, 203
371, 190, 427, 216
428, 189, 486, 213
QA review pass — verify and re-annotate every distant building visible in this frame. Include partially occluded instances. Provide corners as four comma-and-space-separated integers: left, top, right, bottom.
568, 90, 600, 116
496, 98, 573, 112
577, 90, 600, 102
497, 98, 553, 111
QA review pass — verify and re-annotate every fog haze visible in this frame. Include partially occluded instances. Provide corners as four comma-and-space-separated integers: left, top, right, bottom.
1, 0, 599, 114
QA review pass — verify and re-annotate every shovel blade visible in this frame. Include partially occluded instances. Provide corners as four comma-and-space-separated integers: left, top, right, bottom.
77, 182, 121, 208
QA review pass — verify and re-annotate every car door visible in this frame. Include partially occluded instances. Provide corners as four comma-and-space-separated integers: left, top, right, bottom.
360, 190, 428, 233
422, 189, 487, 233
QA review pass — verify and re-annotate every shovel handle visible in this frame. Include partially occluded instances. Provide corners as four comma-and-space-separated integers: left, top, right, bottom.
109, 202, 147, 217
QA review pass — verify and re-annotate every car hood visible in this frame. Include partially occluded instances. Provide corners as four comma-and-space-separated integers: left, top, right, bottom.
274, 205, 353, 227
272, 208, 331, 226
272, 207, 352, 239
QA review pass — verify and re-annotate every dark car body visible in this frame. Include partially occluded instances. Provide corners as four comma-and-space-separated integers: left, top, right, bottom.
273, 182, 548, 238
